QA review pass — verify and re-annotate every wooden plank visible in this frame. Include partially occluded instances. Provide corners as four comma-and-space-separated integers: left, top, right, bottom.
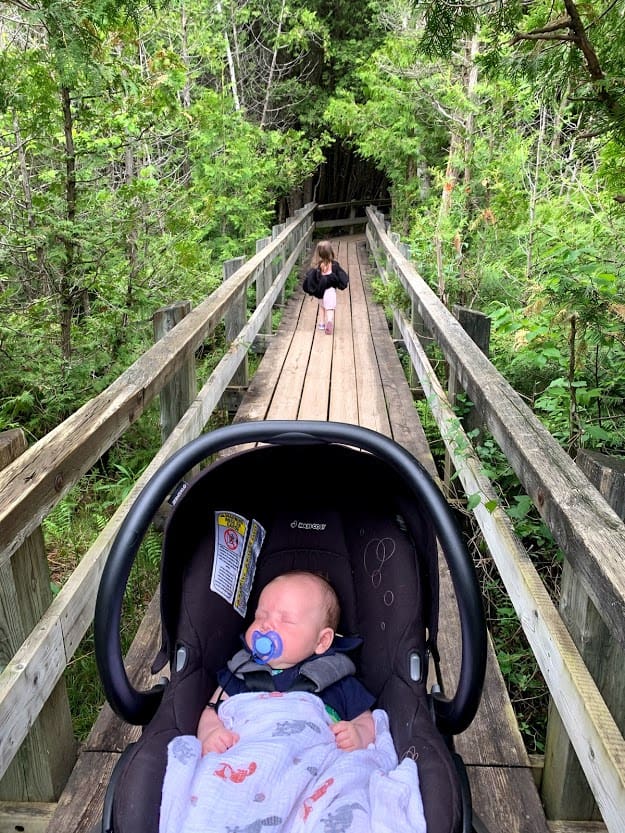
85, 590, 162, 752
255, 236, 273, 338
234, 289, 307, 424
314, 216, 367, 229
543, 449, 625, 820
358, 239, 433, 469
298, 241, 334, 419
348, 242, 390, 435
0, 801, 55, 833
298, 320, 333, 419
46, 593, 163, 832
455, 635, 530, 767
0, 615, 69, 784
468, 765, 549, 833
329, 281, 359, 424
153, 301, 196, 443
223, 257, 248, 388
266, 289, 317, 420
45, 751, 119, 833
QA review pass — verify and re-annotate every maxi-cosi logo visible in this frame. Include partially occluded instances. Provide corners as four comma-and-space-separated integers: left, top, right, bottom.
290, 520, 327, 531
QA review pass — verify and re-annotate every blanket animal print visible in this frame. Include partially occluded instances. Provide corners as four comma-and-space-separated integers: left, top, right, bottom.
159, 692, 426, 833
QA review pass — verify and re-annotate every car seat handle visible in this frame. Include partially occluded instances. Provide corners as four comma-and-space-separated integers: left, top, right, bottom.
95, 420, 486, 731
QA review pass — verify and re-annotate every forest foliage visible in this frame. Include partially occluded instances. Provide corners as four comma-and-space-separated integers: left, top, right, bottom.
2, 0, 625, 748
1, 0, 624, 454
325, 0, 625, 455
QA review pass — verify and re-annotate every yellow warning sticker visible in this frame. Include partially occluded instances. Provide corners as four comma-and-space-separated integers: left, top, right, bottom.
211, 511, 265, 614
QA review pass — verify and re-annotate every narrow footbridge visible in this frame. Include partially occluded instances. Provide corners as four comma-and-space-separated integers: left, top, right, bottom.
1, 204, 624, 833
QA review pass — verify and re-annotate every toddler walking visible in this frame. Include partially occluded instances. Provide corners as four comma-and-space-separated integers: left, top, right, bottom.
302, 240, 349, 335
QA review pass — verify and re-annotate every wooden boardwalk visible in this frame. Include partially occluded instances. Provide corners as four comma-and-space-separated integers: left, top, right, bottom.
48, 234, 549, 833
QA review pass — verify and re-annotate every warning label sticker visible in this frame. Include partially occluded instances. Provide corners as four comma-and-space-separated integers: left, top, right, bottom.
211, 511, 266, 616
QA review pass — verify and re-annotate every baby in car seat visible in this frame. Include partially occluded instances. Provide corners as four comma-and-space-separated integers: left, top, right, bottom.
197, 571, 376, 755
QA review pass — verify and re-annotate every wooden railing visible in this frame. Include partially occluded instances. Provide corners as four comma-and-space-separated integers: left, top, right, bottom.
0, 204, 315, 812
366, 206, 625, 833
314, 199, 390, 231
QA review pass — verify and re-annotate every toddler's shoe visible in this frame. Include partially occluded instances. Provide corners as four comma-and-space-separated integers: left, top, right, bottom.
317, 323, 325, 330
325, 321, 334, 335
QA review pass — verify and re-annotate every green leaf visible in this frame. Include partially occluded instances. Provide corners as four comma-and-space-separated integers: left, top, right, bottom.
467, 493, 482, 511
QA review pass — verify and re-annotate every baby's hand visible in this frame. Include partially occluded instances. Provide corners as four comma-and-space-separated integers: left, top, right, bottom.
331, 720, 365, 752
201, 726, 239, 756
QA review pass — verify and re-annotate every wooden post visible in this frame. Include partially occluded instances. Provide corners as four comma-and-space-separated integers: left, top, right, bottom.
0, 430, 75, 801
222, 257, 248, 388
294, 206, 310, 267
389, 232, 402, 341
444, 306, 491, 493
401, 239, 429, 354
153, 301, 197, 442
410, 295, 429, 351
255, 237, 273, 344
272, 223, 286, 306
542, 449, 625, 820
397, 240, 424, 392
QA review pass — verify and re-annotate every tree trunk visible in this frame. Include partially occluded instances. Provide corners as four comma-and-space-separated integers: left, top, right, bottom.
260, 0, 287, 128
433, 34, 480, 306
13, 113, 50, 301
59, 85, 77, 362
526, 104, 547, 280
457, 33, 480, 303
216, 1, 241, 110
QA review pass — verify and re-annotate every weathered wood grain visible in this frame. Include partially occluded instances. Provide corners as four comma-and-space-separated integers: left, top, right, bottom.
468, 765, 549, 833
44, 752, 119, 833
0, 801, 55, 833
396, 304, 625, 831
543, 451, 625, 820
348, 244, 390, 435
0, 220, 313, 784
367, 207, 625, 649
234, 289, 307, 424
0, 205, 315, 572
153, 301, 196, 443
0, 433, 75, 802
44, 594, 162, 832
358, 240, 433, 469
33, 231, 552, 833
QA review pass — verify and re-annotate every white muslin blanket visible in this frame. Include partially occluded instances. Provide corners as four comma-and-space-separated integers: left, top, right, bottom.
159, 691, 426, 833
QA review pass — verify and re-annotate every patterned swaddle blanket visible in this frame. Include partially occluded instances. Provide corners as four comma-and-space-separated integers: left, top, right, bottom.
159, 691, 426, 833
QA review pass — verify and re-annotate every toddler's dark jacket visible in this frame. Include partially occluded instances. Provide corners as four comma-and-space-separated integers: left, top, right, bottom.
303, 261, 349, 299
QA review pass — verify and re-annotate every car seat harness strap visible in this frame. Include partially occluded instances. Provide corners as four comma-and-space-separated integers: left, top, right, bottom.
226, 648, 356, 694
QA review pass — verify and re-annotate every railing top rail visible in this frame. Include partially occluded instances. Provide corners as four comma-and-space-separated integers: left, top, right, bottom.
366, 206, 625, 647
0, 204, 315, 570
316, 199, 391, 211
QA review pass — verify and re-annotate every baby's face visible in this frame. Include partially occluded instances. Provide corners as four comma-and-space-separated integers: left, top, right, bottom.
245, 575, 333, 669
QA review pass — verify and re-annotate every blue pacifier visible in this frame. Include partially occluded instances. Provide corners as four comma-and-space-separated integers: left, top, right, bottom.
252, 630, 283, 664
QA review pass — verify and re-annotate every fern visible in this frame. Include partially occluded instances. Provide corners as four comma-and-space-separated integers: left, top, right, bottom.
43, 498, 75, 543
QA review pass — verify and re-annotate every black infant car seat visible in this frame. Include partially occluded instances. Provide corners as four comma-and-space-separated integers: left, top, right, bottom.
95, 420, 487, 833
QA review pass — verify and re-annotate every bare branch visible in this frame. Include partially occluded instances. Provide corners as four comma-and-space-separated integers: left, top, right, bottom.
511, 32, 576, 43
